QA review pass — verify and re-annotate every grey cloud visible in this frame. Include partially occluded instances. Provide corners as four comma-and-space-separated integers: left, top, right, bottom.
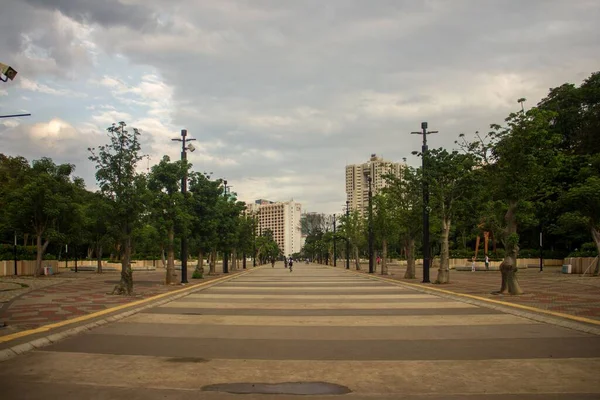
3, 0, 600, 213
23, 0, 158, 30
0, 121, 100, 184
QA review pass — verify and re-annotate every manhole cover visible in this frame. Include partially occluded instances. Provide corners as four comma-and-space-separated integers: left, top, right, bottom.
202, 382, 351, 395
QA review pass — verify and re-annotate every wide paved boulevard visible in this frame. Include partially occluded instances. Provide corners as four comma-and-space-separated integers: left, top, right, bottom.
1, 264, 600, 399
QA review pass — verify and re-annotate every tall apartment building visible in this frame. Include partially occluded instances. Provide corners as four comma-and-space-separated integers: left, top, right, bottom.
345, 154, 404, 215
247, 199, 302, 257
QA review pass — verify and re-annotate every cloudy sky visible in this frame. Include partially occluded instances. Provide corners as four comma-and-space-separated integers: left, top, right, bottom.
1, 0, 599, 214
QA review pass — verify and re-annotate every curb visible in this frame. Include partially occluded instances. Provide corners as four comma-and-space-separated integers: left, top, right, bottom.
336, 267, 600, 336
0, 268, 259, 363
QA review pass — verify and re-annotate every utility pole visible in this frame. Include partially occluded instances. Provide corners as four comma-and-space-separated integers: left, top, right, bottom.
368, 176, 374, 274
345, 201, 350, 270
172, 129, 196, 284
411, 122, 438, 283
333, 214, 337, 267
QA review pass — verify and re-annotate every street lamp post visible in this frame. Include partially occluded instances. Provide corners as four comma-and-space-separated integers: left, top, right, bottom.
171, 129, 196, 284
345, 201, 350, 270
368, 176, 374, 274
333, 214, 337, 267
222, 179, 229, 274
411, 122, 438, 283
252, 213, 257, 267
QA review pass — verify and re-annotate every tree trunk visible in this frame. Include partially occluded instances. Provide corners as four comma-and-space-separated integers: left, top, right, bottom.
35, 233, 49, 277
96, 244, 103, 273
194, 250, 205, 277
354, 245, 361, 270
166, 227, 175, 284
404, 238, 416, 279
435, 217, 451, 284
112, 236, 133, 295
498, 201, 523, 295
209, 249, 217, 274
591, 226, 600, 276
232, 249, 237, 271
161, 245, 167, 269
381, 239, 388, 275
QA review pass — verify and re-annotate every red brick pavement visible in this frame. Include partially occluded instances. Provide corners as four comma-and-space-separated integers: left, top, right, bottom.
353, 264, 600, 321
0, 269, 245, 336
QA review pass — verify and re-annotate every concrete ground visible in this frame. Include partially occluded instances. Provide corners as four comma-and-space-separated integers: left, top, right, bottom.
0, 262, 599, 399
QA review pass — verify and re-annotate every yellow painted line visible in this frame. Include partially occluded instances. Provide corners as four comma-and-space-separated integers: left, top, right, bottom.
339, 267, 600, 327
0, 268, 258, 344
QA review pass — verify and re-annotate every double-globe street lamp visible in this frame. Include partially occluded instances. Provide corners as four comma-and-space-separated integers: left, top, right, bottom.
411, 122, 438, 284
171, 129, 196, 284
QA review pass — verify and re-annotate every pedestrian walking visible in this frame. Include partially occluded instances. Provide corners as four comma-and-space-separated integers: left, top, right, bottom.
485, 255, 490, 271
471, 257, 476, 272
271, 258, 275, 268
288, 257, 293, 272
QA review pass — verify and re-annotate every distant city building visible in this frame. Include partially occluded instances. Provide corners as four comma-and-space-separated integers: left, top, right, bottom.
247, 199, 302, 256
345, 154, 404, 216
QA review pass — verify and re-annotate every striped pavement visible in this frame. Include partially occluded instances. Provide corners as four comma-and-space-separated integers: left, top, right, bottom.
1, 263, 600, 399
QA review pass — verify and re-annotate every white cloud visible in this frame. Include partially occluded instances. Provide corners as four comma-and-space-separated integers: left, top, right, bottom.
30, 118, 78, 140
19, 78, 87, 97
90, 110, 132, 125
1, 119, 20, 128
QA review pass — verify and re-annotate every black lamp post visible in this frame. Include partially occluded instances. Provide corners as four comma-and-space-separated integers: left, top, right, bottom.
368, 176, 374, 274
222, 179, 229, 274
171, 129, 196, 284
345, 200, 350, 270
252, 212, 257, 267
411, 122, 438, 283
333, 214, 337, 267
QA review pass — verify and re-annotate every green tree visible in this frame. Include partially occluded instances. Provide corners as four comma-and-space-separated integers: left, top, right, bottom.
560, 173, 600, 274
372, 192, 397, 275
89, 121, 146, 295
147, 155, 187, 284
470, 108, 560, 294
7, 158, 82, 276
189, 172, 222, 275
425, 148, 476, 284
338, 210, 365, 270
383, 166, 422, 279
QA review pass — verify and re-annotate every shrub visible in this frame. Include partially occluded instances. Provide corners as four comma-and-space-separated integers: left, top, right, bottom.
192, 269, 204, 279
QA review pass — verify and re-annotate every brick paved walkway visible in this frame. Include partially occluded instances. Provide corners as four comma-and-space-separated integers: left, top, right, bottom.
354, 263, 600, 321
0, 268, 244, 336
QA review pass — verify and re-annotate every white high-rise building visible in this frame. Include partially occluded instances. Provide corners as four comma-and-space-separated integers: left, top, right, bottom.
345, 154, 404, 216
247, 199, 302, 257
